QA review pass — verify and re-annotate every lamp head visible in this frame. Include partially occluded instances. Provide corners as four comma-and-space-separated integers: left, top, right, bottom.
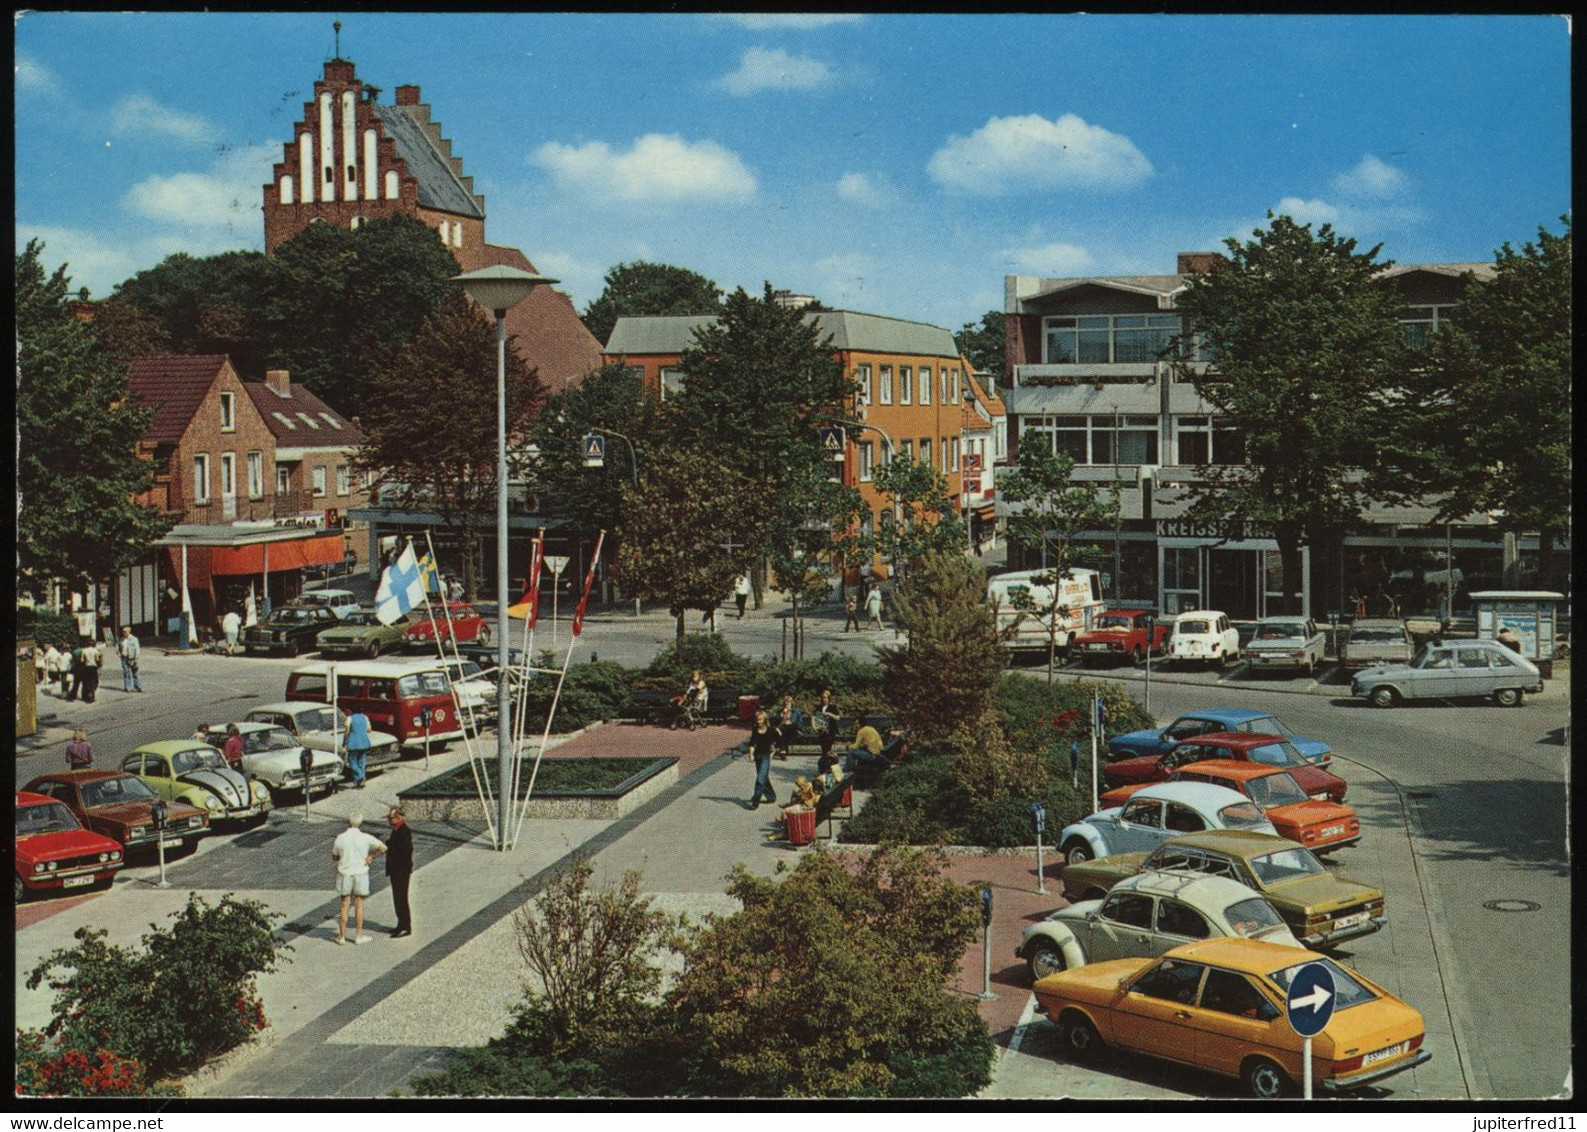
451, 265, 559, 314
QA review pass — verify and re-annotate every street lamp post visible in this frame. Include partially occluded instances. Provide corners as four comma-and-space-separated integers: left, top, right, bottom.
834, 417, 902, 582
452, 265, 557, 852
585, 425, 642, 618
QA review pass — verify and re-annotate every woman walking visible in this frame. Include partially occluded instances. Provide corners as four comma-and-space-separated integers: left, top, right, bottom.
746, 710, 781, 810
65, 728, 94, 769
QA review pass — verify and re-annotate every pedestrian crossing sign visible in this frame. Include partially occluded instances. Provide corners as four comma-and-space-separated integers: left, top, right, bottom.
820, 426, 845, 457
582, 434, 606, 467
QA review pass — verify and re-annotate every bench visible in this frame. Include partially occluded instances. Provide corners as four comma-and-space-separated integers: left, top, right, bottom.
811, 773, 854, 839
620, 687, 743, 724
776, 712, 897, 754
848, 732, 909, 789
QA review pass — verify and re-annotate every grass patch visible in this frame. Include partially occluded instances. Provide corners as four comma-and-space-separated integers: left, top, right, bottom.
401, 757, 673, 799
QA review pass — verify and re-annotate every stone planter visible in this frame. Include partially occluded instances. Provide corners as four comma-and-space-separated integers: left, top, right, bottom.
398, 757, 677, 822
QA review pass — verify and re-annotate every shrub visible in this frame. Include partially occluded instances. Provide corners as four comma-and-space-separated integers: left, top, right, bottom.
14, 1029, 178, 1097
643, 634, 748, 685
23, 894, 288, 1086
839, 749, 963, 845
746, 652, 886, 707
19, 607, 77, 650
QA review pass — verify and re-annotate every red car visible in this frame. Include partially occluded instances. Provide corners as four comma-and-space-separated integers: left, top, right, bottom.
1102, 760, 1360, 853
1103, 731, 1347, 803
402, 603, 491, 651
24, 770, 210, 854
1072, 609, 1168, 666
15, 791, 124, 902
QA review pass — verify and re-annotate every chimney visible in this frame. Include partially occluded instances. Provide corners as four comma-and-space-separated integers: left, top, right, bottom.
395, 84, 421, 106
1177, 252, 1223, 276
265, 369, 292, 396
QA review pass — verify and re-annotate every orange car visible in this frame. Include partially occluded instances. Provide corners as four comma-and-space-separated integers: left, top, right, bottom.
1034, 938, 1430, 1098
1100, 760, 1360, 852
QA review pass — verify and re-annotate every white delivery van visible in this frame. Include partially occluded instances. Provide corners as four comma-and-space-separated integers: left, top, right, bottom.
988, 568, 1104, 657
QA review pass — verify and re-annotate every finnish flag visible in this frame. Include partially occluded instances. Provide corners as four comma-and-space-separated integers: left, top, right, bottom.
375, 544, 426, 625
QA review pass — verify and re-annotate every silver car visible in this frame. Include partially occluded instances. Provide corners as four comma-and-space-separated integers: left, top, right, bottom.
1243, 616, 1327, 676
1350, 638, 1543, 707
1057, 781, 1277, 864
243, 702, 402, 774
1341, 618, 1413, 670
1017, 870, 1300, 980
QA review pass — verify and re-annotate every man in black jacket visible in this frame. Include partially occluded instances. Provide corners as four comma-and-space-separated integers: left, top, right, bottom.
385, 806, 414, 938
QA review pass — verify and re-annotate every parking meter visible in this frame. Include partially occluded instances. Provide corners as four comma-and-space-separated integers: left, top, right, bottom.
1029, 803, 1048, 895
1029, 801, 1046, 836
979, 887, 996, 999
150, 800, 170, 889
1070, 740, 1081, 789
420, 705, 435, 769
300, 747, 315, 817
981, 886, 993, 927
151, 799, 167, 830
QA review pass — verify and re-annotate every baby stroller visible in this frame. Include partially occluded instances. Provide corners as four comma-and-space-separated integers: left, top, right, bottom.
670, 688, 703, 731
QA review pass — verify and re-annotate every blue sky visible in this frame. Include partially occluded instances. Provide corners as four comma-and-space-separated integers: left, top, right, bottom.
15, 12, 1571, 334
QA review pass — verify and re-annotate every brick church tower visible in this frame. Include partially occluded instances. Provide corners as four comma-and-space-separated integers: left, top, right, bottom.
262, 56, 602, 390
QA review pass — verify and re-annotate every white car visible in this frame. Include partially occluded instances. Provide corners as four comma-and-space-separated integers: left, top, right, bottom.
197, 722, 343, 796
1243, 616, 1328, 677
1057, 781, 1276, 865
1169, 610, 1242, 669
294, 588, 360, 620
440, 659, 498, 732
243, 701, 402, 774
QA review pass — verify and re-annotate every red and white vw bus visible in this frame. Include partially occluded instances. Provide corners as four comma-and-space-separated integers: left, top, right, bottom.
286, 659, 465, 751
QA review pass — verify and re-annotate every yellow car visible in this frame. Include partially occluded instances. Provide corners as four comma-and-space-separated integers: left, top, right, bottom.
1034, 938, 1430, 1098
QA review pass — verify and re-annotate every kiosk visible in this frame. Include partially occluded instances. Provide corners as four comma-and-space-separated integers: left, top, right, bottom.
1469, 591, 1565, 678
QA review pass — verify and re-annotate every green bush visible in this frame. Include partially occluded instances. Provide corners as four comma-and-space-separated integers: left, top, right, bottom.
883, 1005, 995, 1097
747, 652, 886, 707
643, 634, 749, 685
19, 607, 78, 649
840, 749, 963, 845
567, 659, 635, 713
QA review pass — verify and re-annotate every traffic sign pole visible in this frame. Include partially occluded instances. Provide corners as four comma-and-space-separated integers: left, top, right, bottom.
1303, 1035, 1313, 1100
1285, 961, 1336, 1100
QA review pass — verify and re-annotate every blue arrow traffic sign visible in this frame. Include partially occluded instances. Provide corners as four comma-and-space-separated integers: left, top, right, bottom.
1285, 961, 1336, 1037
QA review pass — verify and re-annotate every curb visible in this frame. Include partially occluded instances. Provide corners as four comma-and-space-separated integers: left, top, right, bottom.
180, 1025, 280, 1097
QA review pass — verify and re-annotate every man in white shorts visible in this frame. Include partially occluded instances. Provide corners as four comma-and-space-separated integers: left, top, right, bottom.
332, 812, 387, 945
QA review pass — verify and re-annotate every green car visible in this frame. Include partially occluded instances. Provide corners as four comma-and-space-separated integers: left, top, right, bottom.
119, 741, 272, 825
1059, 829, 1386, 950
316, 608, 412, 658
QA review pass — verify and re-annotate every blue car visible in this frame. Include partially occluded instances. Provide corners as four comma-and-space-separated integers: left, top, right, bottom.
1107, 708, 1332, 766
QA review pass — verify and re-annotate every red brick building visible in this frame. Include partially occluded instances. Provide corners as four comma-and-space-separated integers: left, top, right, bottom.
262, 56, 602, 392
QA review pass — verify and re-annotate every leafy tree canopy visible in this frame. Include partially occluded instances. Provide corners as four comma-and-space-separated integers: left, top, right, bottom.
112, 249, 268, 364
16, 241, 174, 594
582, 260, 723, 347
954, 309, 1006, 391
869, 457, 968, 579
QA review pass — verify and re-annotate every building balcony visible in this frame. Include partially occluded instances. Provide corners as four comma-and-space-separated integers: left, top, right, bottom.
175, 490, 321, 526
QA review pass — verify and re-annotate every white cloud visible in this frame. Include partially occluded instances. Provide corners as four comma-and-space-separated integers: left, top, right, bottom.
121, 144, 275, 229
1220, 196, 1426, 246
716, 47, 834, 96
714, 14, 863, 30
531, 134, 756, 204
525, 250, 605, 310
15, 55, 62, 95
835, 171, 894, 208
929, 113, 1153, 195
1273, 196, 1342, 227
109, 92, 218, 145
17, 223, 251, 299
1003, 241, 1097, 275
1331, 154, 1408, 199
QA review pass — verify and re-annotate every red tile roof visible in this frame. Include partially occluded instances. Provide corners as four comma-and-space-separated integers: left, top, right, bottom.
125, 355, 230, 443
474, 244, 603, 393
243, 378, 366, 448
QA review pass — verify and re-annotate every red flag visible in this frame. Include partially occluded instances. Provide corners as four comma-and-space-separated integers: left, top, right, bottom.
506, 534, 544, 623
570, 531, 605, 638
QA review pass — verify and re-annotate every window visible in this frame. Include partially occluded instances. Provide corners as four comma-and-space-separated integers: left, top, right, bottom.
951, 368, 961, 403
312, 466, 328, 497
899, 365, 913, 405
855, 363, 872, 405
918, 365, 931, 405
247, 452, 264, 498
1402, 305, 1458, 349
1100, 892, 1155, 929
919, 438, 931, 466
1044, 314, 1182, 364
1132, 958, 1205, 1004
878, 365, 893, 405
1092, 415, 1159, 465
336, 465, 352, 496
276, 466, 291, 495
1157, 900, 1211, 939
219, 391, 235, 432
899, 439, 914, 462
659, 367, 686, 401
1224, 897, 1286, 938
193, 454, 210, 503
858, 441, 874, 483
952, 437, 961, 472
1121, 799, 1162, 828
1201, 969, 1278, 1019
1165, 803, 1208, 833
1175, 416, 1244, 465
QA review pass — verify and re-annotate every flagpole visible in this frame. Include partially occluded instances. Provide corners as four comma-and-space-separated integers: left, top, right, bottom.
1091, 690, 1100, 816
507, 531, 544, 837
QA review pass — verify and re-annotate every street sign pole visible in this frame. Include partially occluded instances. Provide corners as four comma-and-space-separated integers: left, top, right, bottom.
1285, 961, 1336, 1101
1303, 1035, 1313, 1100
979, 887, 996, 1000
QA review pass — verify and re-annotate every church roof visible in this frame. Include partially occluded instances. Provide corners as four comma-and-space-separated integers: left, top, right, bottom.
371, 102, 484, 219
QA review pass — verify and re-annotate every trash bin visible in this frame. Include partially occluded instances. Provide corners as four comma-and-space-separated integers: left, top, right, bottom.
737, 694, 760, 723
785, 806, 816, 846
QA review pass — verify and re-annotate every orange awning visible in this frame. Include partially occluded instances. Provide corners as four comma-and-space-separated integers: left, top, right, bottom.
210, 533, 345, 575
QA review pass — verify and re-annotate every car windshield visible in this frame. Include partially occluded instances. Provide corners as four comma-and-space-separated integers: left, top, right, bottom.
271, 608, 312, 624
18, 801, 81, 835
80, 776, 159, 806
243, 728, 298, 754
1248, 846, 1327, 884
1096, 614, 1136, 630
1269, 957, 1379, 1011
1224, 896, 1287, 937
341, 612, 376, 626
1351, 627, 1405, 643
1255, 623, 1304, 640
1218, 802, 1269, 829
1248, 741, 1305, 768
1244, 772, 1309, 808
1178, 620, 1210, 635
1410, 645, 1438, 668
397, 672, 450, 697
1231, 715, 1297, 739
172, 747, 227, 774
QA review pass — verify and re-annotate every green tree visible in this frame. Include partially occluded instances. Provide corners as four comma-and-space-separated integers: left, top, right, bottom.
582, 260, 723, 347
878, 551, 1003, 743
111, 249, 269, 373
869, 456, 968, 580
23, 893, 288, 1087
996, 434, 1119, 679
358, 294, 544, 600
666, 846, 992, 1097
1173, 214, 1408, 612
766, 465, 864, 656
954, 310, 1006, 391
89, 297, 172, 369
1382, 219, 1571, 583
260, 212, 460, 415
16, 241, 174, 597
613, 449, 773, 637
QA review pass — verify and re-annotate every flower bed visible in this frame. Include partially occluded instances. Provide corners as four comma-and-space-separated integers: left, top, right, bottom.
397, 757, 677, 822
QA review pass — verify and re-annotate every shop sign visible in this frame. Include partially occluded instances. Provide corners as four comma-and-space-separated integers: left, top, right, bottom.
1156, 518, 1273, 541
274, 515, 325, 530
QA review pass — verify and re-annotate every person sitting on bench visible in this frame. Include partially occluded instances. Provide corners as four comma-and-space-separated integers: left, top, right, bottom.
774, 695, 803, 760
768, 776, 820, 840
813, 689, 840, 759
842, 723, 888, 775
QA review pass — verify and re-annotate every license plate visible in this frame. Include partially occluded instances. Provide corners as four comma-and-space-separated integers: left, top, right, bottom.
1362, 1042, 1406, 1066
1320, 824, 1345, 837
161, 838, 184, 848
1086, 644, 1108, 651
1333, 911, 1370, 928
61, 875, 94, 888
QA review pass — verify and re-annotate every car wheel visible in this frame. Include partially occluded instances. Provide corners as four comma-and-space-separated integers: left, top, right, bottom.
288, 639, 301, 658
1303, 658, 1316, 679
1062, 838, 1093, 866
1243, 1057, 1292, 1099
367, 640, 381, 659
478, 626, 492, 647
1060, 1011, 1105, 1062
1369, 685, 1399, 708
14, 875, 25, 904
1027, 941, 1067, 982
1494, 687, 1523, 707
1131, 647, 1144, 667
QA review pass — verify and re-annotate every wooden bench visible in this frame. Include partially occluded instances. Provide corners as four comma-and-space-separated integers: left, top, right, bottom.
811, 773, 854, 839
848, 732, 909, 789
620, 687, 743, 724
